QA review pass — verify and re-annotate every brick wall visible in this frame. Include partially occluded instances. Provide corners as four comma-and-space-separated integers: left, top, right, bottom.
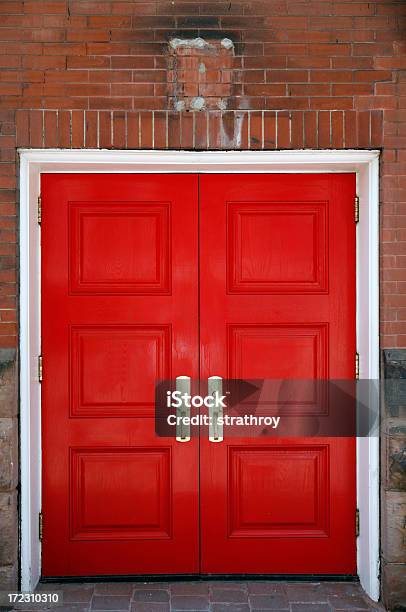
0, 0, 405, 607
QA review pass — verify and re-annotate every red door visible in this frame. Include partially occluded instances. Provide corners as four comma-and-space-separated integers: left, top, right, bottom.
200, 174, 356, 574
42, 172, 356, 577
41, 174, 199, 576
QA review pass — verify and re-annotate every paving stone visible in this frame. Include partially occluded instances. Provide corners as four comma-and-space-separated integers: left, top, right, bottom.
92, 595, 131, 611
63, 587, 95, 603
130, 604, 170, 612
41, 607, 89, 612
320, 583, 365, 597
328, 594, 371, 610
94, 584, 133, 596
132, 590, 169, 603
133, 584, 170, 590
247, 583, 286, 595
210, 588, 248, 603
290, 605, 332, 612
248, 594, 290, 610
170, 595, 209, 610
286, 584, 328, 603
211, 605, 250, 612
251, 609, 291, 612
170, 583, 209, 595
208, 581, 247, 589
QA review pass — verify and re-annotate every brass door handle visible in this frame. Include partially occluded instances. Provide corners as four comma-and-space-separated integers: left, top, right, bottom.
175, 376, 191, 442
208, 376, 224, 443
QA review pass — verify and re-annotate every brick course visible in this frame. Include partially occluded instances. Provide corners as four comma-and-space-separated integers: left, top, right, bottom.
0, 0, 405, 607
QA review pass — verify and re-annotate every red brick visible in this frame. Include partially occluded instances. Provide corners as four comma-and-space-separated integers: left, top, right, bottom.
126, 112, 140, 149
180, 112, 194, 149
0, 2, 23, 13
310, 70, 350, 83
89, 97, 133, 110
245, 56, 286, 69
98, 111, 112, 148
16, 110, 29, 147
310, 97, 353, 110
110, 83, 154, 97
318, 111, 331, 148
245, 84, 286, 96
57, 110, 71, 147
67, 56, 110, 69
332, 56, 373, 69
153, 111, 167, 149
266, 70, 308, 83
24, 1, 66, 14
302, 111, 316, 147
67, 29, 110, 43
111, 56, 155, 70
288, 56, 330, 68
355, 96, 397, 110
344, 110, 357, 148
194, 112, 207, 150
357, 111, 370, 148
29, 110, 43, 147
289, 84, 330, 96
249, 111, 263, 149
333, 83, 373, 95
139, 112, 153, 148
375, 57, 406, 70
111, 111, 125, 148
69, 2, 111, 15
84, 110, 97, 148
355, 70, 393, 82
168, 112, 180, 149
331, 111, 344, 148
71, 110, 84, 147
44, 110, 58, 147
112, 2, 156, 15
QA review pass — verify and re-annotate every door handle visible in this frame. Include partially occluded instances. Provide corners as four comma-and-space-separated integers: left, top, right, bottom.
175, 376, 191, 442
208, 376, 224, 443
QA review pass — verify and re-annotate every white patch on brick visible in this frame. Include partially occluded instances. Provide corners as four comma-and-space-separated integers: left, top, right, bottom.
190, 96, 205, 111
169, 37, 213, 50
221, 38, 234, 49
175, 100, 186, 112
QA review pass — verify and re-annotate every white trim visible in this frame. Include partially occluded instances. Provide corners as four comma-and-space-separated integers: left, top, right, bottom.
19, 149, 380, 600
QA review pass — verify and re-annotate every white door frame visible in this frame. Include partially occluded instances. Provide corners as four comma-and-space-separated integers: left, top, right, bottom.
19, 149, 380, 599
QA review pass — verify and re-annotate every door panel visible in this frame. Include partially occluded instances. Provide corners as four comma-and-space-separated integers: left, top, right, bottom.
41, 174, 199, 576
199, 174, 356, 574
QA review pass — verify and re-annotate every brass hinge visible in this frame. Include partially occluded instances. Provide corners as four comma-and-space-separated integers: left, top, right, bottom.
356, 508, 360, 537
38, 354, 43, 383
354, 195, 360, 224
37, 194, 42, 225
355, 352, 360, 380
39, 512, 43, 541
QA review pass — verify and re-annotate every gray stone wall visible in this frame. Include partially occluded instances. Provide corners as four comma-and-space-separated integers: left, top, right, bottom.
382, 350, 406, 611
0, 349, 18, 590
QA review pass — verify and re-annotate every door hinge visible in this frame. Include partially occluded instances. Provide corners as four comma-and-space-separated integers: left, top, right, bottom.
356, 508, 360, 537
39, 512, 43, 541
354, 195, 360, 224
355, 352, 360, 380
38, 354, 43, 383
37, 194, 42, 225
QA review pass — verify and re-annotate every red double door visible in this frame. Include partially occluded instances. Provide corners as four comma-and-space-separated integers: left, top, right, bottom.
42, 173, 356, 577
